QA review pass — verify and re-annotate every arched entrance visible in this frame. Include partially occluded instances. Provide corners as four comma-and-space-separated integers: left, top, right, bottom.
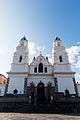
37, 81, 45, 104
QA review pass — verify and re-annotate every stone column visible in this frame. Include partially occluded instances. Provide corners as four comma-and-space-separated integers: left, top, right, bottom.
73, 78, 78, 97
54, 77, 58, 92
34, 87, 37, 105
24, 77, 28, 95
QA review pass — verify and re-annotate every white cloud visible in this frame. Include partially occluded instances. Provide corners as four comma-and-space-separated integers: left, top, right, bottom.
28, 41, 53, 64
28, 41, 36, 55
66, 44, 80, 67
28, 41, 46, 61
0, 48, 5, 56
66, 43, 80, 80
28, 41, 54, 65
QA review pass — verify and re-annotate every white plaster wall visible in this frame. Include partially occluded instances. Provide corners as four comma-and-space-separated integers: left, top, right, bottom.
8, 75, 25, 94
13, 52, 28, 64
27, 75, 54, 87
54, 49, 69, 64
0, 85, 5, 96
58, 77, 75, 94
11, 64, 29, 72
29, 65, 35, 73
54, 64, 71, 72
77, 84, 80, 96
45, 65, 53, 74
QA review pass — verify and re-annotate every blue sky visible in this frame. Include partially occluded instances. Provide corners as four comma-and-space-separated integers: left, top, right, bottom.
0, 0, 80, 80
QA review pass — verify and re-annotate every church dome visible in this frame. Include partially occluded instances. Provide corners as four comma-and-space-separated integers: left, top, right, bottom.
20, 36, 28, 41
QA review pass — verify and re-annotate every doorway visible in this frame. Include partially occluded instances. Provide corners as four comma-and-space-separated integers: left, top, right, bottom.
37, 81, 45, 104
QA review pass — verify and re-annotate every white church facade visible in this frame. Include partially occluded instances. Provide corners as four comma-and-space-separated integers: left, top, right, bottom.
6, 36, 78, 103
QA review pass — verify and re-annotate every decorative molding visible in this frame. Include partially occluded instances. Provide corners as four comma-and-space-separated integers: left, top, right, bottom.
28, 73, 54, 76
7, 72, 28, 75
54, 72, 75, 74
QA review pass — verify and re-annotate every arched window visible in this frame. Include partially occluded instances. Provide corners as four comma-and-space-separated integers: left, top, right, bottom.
34, 67, 37, 73
44, 67, 47, 73
38, 63, 43, 73
59, 56, 63, 62
19, 56, 22, 62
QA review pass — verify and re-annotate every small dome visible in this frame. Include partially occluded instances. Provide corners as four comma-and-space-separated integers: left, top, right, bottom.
55, 37, 61, 41
20, 36, 28, 42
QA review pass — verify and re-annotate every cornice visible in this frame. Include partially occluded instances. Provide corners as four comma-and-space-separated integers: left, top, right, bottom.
54, 72, 75, 74
7, 72, 28, 74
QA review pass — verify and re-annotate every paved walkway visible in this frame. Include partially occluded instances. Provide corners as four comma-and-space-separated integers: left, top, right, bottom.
0, 113, 80, 120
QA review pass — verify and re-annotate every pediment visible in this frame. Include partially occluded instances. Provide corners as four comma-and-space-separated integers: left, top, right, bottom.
30, 54, 52, 66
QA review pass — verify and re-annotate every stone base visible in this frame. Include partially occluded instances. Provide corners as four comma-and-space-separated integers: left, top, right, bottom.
0, 96, 80, 114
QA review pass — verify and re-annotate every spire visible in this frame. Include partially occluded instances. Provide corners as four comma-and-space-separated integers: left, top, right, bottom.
20, 35, 28, 42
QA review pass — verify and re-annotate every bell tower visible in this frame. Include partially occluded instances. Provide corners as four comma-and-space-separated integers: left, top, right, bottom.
52, 37, 76, 95
53, 37, 71, 72
11, 36, 29, 72
7, 36, 29, 94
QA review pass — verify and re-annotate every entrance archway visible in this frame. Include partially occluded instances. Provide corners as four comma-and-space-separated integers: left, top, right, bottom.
37, 81, 45, 104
